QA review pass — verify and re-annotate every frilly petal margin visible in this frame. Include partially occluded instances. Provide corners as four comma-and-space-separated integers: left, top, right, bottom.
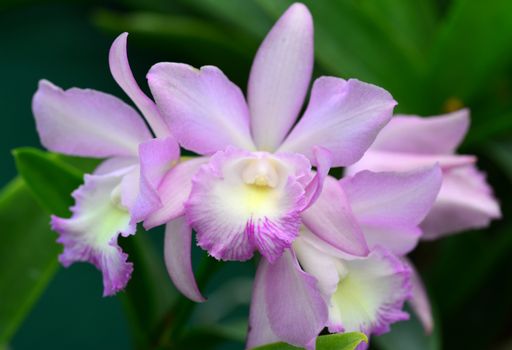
51, 172, 136, 296
186, 148, 308, 262
329, 247, 411, 349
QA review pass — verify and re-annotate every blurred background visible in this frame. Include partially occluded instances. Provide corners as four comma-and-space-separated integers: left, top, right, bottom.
1, 0, 511, 349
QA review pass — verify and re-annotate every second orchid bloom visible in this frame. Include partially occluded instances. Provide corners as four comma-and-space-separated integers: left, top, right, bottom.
31, 2, 500, 350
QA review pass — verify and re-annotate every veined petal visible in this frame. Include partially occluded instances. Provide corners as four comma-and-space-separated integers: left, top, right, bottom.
94, 157, 139, 175
52, 172, 136, 296
279, 77, 396, 167
33, 80, 151, 158
264, 250, 327, 350
329, 247, 411, 337
404, 259, 433, 334
246, 258, 280, 350
130, 137, 180, 223
301, 176, 369, 257
248, 3, 314, 151
147, 63, 255, 154
370, 110, 469, 155
109, 32, 170, 138
303, 146, 333, 210
421, 165, 501, 239
164, 217, 205, 302
346, 150, 475, 175
186, 148, 308, 262
144, 157, 208, 229
340, 167, 442, 255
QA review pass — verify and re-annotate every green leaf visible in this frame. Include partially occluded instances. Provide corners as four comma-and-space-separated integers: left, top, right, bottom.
0, 177, 60, 343
12, 147, 87, 216
427, 0, 512, 105
251, 332, 367, 350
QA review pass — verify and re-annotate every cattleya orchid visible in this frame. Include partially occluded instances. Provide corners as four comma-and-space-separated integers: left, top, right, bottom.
32, 33, 180, 296
246, 168, 443, 349
29, 1, 502, 350
346, 109, 502, 333
146, 2, 396, 292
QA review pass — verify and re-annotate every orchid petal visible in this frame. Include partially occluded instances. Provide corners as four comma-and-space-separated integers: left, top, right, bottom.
32, 80, 151, 157
164, 217, 205, 302
186, 148, 307, 262
301, 176, 369, 257
130, 137, 180, 223
371, 110, 469, 155
109, 32, 169, 138
147, 63, 255, 154
52, 172, 136, 296
421, 165, 501, 239
246, 259, 280, 350
144, 157, 208, 229
329, 247, 411, 336
340, 167, 442, 255
303, 146, 333, 209
404, 259, 433, 334
248, 3, 314, 151
264, 250, 327, 350
346, 150, 475, 175
94, 157, 139, 175
279, 77, 396, 167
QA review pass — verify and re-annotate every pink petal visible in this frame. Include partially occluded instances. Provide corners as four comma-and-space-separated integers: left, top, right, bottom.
144, 157, 208, 229
264, 250, 327, 350
164, 217, 205, 302
340, 167, 443, 255
246, 259, 280, 349
404, 259, 433, 334
303, 146, 333, 210
109, 33, 170, 138
130, 137, 180, 223
421, 165, 501, 239
32, 80, 151, 158
247, 3, 314, 151
94, 157, 139, 175
279, 77, 396, 167
186, 148, 308, 262
370, 110, 469, 155
52, 172, 136, 296
301, 176, 369, 257
147, 63, 255, 154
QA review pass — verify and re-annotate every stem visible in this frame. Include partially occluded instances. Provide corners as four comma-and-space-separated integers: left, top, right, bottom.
152, 255, 222, 349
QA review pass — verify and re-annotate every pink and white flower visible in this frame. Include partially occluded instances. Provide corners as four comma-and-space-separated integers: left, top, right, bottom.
247, 167, 443, 349
147, 3, 396, 269
32, 33, 180, 296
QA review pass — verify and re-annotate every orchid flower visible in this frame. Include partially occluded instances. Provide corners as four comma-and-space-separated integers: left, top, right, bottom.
32, 33, 179, 296
247, 167, 443, 349
146, 3, 396, 302
345, 109, 502, 333
346, 109, 501, 239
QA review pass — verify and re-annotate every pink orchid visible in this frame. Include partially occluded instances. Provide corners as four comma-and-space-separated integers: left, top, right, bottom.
32, 33, 180, 296
247, 167, 443, 349
146, 3, 396, 302
347, 109, 501, 239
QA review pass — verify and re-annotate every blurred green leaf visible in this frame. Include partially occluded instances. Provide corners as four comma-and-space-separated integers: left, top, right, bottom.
375, 308, 441, 350
0, 177, 60, 343
251, 332, 367, 350
427, 0, 512, 106
13, 147, 86, 216
119, 232, 177, 349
